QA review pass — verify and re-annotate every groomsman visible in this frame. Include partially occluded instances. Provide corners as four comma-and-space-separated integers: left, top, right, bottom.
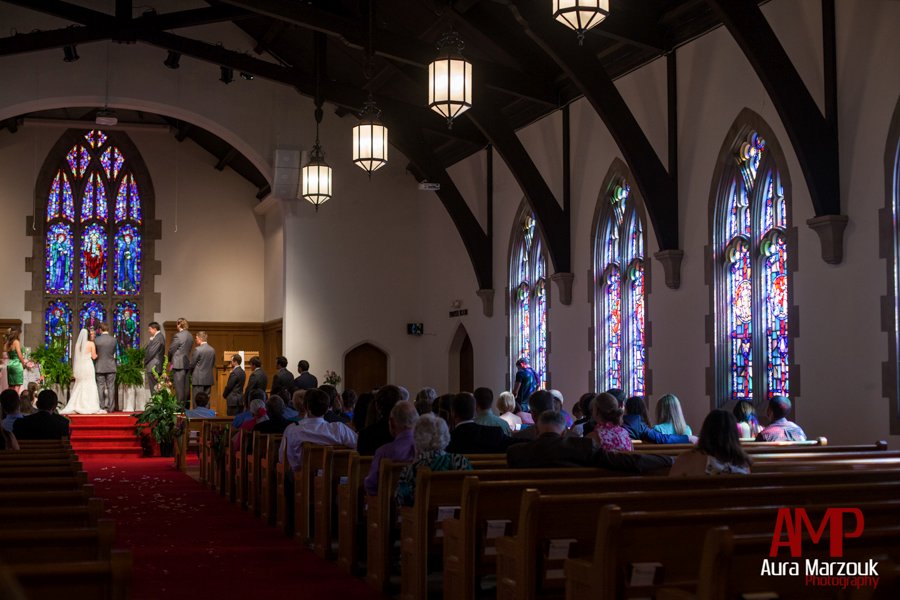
94, 323, 118, 412
143, 322, 165, 392
189, 331, 215, 404
168, 318, 193, 409
223, 354, 246, 417
243, 356, 267, 405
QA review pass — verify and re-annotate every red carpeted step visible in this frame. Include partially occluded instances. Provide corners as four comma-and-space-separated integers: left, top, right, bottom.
68, 413, 144, 458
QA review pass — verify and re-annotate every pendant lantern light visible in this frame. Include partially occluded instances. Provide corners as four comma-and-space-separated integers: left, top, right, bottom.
552, 0, 610, 45
428, 31, 472, 129
352, 0, 388, 175
300, 33, 333, 209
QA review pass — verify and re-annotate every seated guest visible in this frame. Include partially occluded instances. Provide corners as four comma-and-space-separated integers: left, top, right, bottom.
270, 356, 295, 398
733, 400, 761, 439
0, 425, 18, 450
756, 396, 806, 442
341, 389, 357, 421
512, 390, 556, 440
396, 413, 472, 507
363, 401, 418, 496
254, 395, 292, 435
509, 410, 674, 473
185, 392, 216, 418
550, 390, 574, 427
623, 396, 693, 444
287, 389, 307, 423
282, 388, 300, 421
473, 387, 511, 435
13, 390, 69, 440
351, 392, 374, 432
1, 389, 23, 432
433, 393, 454, 424
496, 391, 522, 431
567, 393, 595, 438
446, 392, 514, 454
233, 393, 268, 451
231, 395, 254, 429
414, 387, 437, 416
279, 388, 357, 472
671, 410, 751, 476
321, 384, 350, 424
653, 394, 692, 436
357, 385, 403, 455
587, 393, 633, 452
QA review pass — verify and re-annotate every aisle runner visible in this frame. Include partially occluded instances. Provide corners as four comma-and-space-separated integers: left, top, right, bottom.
82, 458, 388, 600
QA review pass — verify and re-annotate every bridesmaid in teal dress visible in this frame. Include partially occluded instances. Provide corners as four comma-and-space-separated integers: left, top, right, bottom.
4, 327, 25, 394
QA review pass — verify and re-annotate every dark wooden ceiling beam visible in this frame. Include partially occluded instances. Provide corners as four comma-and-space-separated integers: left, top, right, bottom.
706, 0, 840, 217
392, 123, 492, 290
214, 147, 239, 171
588, 1, 667, 52
506, 0, 680, 256
468, 94, 570, 275
0, 24, 112, 56
215, 0, 558, 105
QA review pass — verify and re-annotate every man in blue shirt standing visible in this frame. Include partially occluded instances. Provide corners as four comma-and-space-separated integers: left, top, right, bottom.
512, 357, 539, 413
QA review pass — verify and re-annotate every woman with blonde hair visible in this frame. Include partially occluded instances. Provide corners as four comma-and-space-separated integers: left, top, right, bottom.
496, 391, 522, 430
653, 394, 692, 436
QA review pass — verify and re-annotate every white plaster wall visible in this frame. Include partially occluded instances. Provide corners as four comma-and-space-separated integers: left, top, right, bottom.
262, 209, 284, 322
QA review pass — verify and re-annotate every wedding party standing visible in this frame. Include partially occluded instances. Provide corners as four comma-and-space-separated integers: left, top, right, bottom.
168, 318, 193, 408
189, 331, 215, 404
4, 327, 26, 395
143, 321, 165, 392
60, 328, 103, 415
94, 324, 118, 412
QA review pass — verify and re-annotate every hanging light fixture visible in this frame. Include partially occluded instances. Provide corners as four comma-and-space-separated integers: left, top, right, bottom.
299, 33, 333, 209
428, 30, 472, 129
552, 0, 610, 45
352, 0, 388, 175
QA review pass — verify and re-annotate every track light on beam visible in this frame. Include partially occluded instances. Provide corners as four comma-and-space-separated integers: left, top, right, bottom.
219, 66, 233, 84
63, 45, 79, 63
164, 51, 181, 69
239, 72, 254, 81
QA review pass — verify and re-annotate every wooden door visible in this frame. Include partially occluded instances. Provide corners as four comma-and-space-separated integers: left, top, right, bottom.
344, 343, 388, 395
459, 333, 474, 392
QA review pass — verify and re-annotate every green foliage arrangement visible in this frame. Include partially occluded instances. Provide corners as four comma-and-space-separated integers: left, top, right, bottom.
30, 340, 73, 388
116, 347, 145, 387
133, 355, 183, 445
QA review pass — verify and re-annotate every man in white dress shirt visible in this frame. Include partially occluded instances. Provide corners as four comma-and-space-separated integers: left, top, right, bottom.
279, 388, 357, 472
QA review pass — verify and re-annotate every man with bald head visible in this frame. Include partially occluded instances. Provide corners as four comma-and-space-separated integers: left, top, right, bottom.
363, 400, 419, 496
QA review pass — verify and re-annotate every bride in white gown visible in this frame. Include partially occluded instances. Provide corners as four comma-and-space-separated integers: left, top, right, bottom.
60, 328, 105, 415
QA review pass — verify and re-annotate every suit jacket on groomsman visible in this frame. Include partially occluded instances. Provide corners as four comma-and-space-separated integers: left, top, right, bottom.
223, 364, 246, 409
271, 367, 295, 397
293, 369, 318, 391
190, 342, 216, 386
94, 332, 117, 374
243, 360, 267, 404
144, 328, 165, 380
168, 328, 193, 370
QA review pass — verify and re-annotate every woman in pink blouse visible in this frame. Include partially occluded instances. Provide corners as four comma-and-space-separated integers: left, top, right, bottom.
587, 392, 633, 452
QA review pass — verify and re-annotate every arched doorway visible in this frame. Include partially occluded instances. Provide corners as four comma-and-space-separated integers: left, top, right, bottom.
448, 324, 474, 393
343, 342, 389, 395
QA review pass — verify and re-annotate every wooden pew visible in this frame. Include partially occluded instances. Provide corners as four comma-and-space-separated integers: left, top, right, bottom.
696, 525, 900, 600
314, 447, 355, 559
8, 549, 132, 600
0, 497, 104, 529
14, 439, 73, 450
566, 499, 900, 599
3, 474, 89, 491
234, 429, 250, 509
198, 419, 232, 485
246, 431, 263, 516
295, 444, 333, 545
259, 433, 283, 526
276, 440, 291, 535
366, 458, 412, 592
0, 465, 85, 478
337, 452, 373, 574
0, 520, 116, 563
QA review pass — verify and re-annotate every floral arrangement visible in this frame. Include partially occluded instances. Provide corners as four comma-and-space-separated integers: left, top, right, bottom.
30, 340, 73, 387
323, 370, 342, 387
133, 355, 184, 446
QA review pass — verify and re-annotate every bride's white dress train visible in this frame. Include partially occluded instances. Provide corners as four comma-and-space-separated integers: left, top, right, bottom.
60, 329, 104, 415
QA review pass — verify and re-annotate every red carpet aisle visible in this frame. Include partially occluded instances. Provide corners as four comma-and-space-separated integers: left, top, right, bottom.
81, 457, 389, 600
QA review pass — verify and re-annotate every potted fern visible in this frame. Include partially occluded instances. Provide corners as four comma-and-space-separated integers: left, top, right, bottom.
116, 347, 145, 412
133, 356, 183, 457
30, 340, 73, 406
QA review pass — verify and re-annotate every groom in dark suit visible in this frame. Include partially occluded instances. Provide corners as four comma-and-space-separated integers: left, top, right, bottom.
143, 321, 165, 392
94, 323, 118, 412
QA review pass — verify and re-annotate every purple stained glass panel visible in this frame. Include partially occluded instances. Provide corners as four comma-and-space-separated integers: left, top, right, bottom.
66, 145, 90, 179
80, 223, 107, 295
726, 238, 753, 401
100, 146, 125, 180
79, 300, 106, 333
45, 223, 74, 294
115, 177, 128, 222
536, 279, 547, 388
763, 232, 789, 399
726, 180, 752, 240
114, 225, 141, 294
80, 172, 108, 223
47, 172, 62, 221
517, 283, 531, 362
44, 300, 73, 361
60, 172, 75, 221
85, 130, 108, 149
129, 176, 142, 223
603, 265, 622, 391
738, 131, 766, 189
113, 300, 140, 360
628, 260, 646, 396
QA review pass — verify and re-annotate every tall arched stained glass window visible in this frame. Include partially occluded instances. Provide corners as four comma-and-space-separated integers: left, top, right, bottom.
713, 127, 791, 406
40, 129, 146, 361
593, 178, 647, 396
509, 207, 549, 388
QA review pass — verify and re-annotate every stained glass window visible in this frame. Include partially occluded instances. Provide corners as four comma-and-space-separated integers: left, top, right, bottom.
715, 129, 790, 405
44, 300, 73, 360
113, 301, 140, 359
509, 208, 549, 388
593, 179, 646, 395
42, 130, 145, 361
79, 300, 107, 333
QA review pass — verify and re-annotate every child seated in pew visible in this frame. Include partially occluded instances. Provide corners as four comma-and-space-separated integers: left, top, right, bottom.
623, 396, 695, 444
733, 400, 761, 439
1, 389, 23, 433
670, 410, 752, 476
653, 393, 692, 436
395, 413, 472, 507
587, 393, 633, 452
